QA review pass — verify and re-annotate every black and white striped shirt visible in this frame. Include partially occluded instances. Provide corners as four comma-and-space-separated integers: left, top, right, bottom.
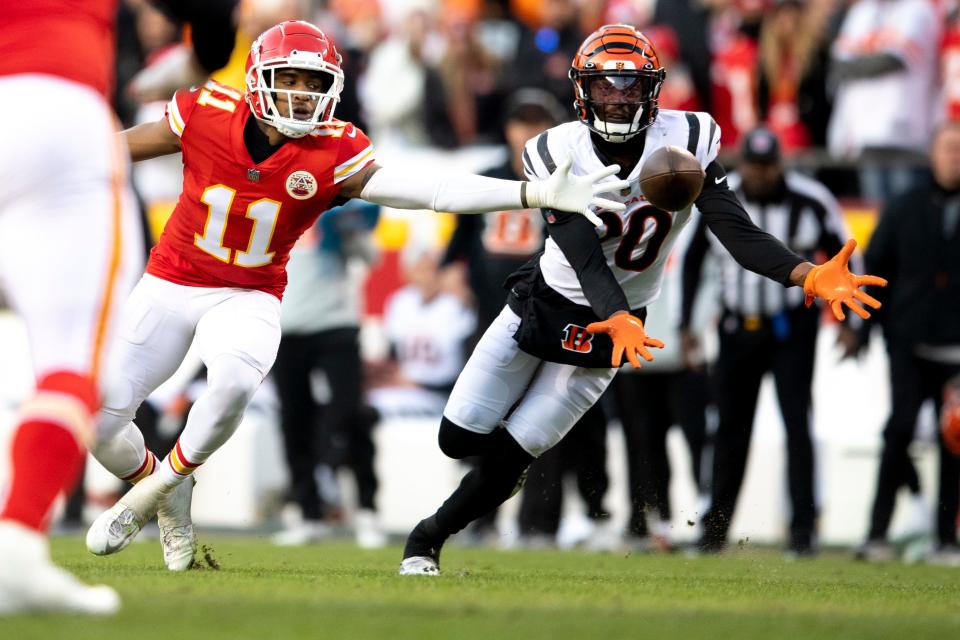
681, 171, 855, 324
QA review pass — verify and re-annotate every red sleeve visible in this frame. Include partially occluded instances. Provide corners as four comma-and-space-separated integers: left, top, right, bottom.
332, 122, 376, 185
164, 87, 201, 139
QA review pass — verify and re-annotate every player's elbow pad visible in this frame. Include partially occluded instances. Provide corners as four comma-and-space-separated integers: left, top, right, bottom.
360, 167, 524, 214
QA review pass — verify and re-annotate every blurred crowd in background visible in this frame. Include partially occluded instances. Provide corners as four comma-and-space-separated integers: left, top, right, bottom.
48, 0, 960, 560
117, 0, 958, 188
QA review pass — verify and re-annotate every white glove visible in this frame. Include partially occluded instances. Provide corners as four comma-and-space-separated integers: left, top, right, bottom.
525, 155, 629, 226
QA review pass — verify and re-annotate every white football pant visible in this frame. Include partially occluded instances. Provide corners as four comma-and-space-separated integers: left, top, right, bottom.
93, 274, 281, 479
443, 306, 616, 457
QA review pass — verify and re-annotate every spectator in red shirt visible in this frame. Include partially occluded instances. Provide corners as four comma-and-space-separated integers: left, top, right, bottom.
757, 0, 834, 153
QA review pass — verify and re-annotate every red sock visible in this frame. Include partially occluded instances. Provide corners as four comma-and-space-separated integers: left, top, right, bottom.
0, 370, 97, 532
0, 419, 84, 531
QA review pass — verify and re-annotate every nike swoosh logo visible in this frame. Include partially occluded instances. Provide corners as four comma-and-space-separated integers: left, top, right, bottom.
715, 176, 726, 184
346, 127, 357, 138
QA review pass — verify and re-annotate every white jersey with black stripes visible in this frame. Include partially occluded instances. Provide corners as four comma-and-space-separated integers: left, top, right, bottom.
522, 109, 721, 310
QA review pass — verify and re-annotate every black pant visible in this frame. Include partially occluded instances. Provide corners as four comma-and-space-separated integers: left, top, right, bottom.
516, 403, 609, 535
867, 346, 960, 546
701, 308, 819, 549
614, 370, 708, 536
272, 327, 378, 518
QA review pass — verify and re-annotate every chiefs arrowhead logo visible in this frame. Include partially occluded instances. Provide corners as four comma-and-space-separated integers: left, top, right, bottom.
561, 323, 594, 353
286, 170, 318, 200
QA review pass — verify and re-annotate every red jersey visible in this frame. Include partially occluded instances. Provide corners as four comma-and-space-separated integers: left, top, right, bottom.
0, 1, 116, 97
148, 81, 375, 299
710, 35, 758, 150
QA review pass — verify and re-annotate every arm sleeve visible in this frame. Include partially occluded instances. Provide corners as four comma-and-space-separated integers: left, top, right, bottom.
156, 0, 238, 73
546, 209, 630, 319
359, 166, 527, 213
680, 214, 711, 329
696, 161, 805, 286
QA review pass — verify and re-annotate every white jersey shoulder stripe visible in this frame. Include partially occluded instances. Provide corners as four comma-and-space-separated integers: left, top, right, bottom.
166, 96, 186, 138
536, 131, 557, 174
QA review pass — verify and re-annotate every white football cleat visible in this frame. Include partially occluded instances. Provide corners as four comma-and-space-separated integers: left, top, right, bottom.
399, 556, 440, 576
157, 477, 196, 571
87, 472, 170, 556
0, 521, 120, 616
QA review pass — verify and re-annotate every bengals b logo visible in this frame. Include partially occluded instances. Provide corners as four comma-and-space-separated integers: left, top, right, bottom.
561, 324, 594, 353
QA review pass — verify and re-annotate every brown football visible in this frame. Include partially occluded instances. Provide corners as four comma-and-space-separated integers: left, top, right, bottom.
639, 145, 705, 211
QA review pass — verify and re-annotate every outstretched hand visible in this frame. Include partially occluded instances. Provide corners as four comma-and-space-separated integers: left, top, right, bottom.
803, 239, 887, 321
527, 155, 630, 226
586, 312, 665, 368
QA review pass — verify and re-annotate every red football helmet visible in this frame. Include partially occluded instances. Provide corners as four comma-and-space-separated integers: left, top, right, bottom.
569, 24, 666, 142
245, 21, 344, 138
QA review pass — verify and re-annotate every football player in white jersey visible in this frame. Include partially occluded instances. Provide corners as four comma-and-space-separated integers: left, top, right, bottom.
399, 24, 887, 575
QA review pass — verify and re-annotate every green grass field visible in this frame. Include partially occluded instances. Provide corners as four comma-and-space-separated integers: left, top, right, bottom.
2, 536, 960, 640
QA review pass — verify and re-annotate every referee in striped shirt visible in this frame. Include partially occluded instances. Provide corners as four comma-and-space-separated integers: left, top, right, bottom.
681, 127, 859, 556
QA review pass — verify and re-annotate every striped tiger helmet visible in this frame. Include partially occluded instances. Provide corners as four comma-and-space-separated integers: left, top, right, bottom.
569, 24, 666, 142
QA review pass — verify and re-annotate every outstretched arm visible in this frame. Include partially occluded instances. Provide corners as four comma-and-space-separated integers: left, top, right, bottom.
696, 162, 886, 320
120, 118, 183, 162
339, 157, 629, 221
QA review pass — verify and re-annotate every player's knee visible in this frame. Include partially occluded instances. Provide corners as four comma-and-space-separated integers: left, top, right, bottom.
206, 355, 263, 420
438, 417, 486, 459
95, 408, 133, 445
505, 419, 560, 459
98, 375, 142, 441
90, 421, 143, 468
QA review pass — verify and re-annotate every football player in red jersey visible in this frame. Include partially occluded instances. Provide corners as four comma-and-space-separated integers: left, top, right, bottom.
84, 20, 629, 570
0, 0, 236, 615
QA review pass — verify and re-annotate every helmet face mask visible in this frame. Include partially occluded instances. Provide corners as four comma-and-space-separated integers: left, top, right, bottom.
569, 25, 666, 142
245, 21, 345, 138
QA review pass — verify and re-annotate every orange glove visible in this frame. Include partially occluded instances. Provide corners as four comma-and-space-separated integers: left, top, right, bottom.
586, 312, 665, 368
803, 239, 888, 321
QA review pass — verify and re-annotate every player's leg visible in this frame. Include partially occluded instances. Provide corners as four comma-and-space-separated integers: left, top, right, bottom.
85, 276, 199, 563
401, 307, 543, 573
0, 76, 141, 614
159, 288, 281, 483
92, 288, 280, 569
402, 307, 617, 573
91, 275, 197, 481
